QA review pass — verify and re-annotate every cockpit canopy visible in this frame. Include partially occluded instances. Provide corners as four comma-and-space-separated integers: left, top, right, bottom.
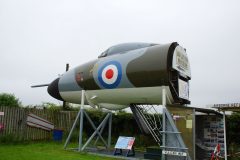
98, 42, 157, 58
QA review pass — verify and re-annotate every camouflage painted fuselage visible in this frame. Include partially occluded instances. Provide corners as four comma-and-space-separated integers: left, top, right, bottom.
48, 42, 191, 110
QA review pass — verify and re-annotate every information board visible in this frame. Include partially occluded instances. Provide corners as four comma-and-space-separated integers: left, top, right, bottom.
114, 136, 135, 150
178, 79, 189, 100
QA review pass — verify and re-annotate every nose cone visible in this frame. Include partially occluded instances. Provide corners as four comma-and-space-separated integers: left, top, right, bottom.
47, 78, 64, 101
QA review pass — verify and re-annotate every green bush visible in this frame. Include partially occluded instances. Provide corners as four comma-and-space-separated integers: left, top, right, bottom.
227, 112, 240, 146
0, 93, 21, 107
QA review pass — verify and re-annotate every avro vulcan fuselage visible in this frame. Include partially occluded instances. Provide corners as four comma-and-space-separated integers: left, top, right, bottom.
47, 42, 191, 110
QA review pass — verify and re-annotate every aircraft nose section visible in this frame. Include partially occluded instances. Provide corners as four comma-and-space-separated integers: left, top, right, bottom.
47, 78, 64, 101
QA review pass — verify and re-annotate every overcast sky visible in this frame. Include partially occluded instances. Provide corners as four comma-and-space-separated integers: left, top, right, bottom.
0, 0, 240, 107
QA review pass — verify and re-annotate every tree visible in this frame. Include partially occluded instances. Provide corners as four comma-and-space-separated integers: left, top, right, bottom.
0, 93, 21, 107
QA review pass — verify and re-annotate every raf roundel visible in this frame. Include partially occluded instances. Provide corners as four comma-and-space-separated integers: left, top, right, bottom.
98, 61, 122, 89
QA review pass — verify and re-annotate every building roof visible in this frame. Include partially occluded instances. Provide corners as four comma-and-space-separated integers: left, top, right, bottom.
206, 103, 240, 112
167, 104, 222, 116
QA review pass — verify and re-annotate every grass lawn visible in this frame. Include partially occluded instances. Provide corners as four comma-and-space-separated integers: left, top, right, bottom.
0, 142, 118, 160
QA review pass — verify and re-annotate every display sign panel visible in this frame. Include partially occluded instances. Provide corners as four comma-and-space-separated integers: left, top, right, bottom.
172, 46, 191, 78
162, 150, 187, 157
178, 79, 189, 100
0, 112, 4, 116
114, 136, 135, 150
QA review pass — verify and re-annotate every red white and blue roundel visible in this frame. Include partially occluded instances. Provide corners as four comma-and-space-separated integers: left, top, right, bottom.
98, 61, 122, 89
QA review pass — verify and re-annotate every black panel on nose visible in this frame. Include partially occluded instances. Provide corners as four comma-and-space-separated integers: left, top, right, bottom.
47, 78, 64, 101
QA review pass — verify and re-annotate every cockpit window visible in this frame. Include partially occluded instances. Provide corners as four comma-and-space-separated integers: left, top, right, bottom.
98, 43, 157, 58
99, 50, 107, 58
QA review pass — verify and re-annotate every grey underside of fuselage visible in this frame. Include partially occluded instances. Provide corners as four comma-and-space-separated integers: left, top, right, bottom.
59, 86, 173, 109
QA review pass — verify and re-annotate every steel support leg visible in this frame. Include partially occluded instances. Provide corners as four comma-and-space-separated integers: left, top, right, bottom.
93, 117, 106, 147
78, 90, 85, 151
64, 109, 81, 149
84, 111, 109, 148
108, 113, 112, 149
81, 113, 111, 151
223, 111, 227, 160
93, 112, 112, 149
162, 87, 166, 160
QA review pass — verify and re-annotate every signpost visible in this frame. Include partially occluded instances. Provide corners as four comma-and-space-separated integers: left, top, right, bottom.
114, 136, 135, 157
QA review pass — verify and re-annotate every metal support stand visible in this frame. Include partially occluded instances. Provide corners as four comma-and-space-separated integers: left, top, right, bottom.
78, 90, 85, 151
161, 87, 190, 160
162, 88, 166, 160
64, 90, 112, 151
192, 109, 196, 160
223, 111, 227, 160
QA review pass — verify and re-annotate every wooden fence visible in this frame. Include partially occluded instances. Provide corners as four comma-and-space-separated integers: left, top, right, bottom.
0, 106, 78, 141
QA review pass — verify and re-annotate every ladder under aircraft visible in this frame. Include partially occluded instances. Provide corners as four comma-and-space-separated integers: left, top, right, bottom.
130, 104, 163, 145
130, 103, 191, 160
